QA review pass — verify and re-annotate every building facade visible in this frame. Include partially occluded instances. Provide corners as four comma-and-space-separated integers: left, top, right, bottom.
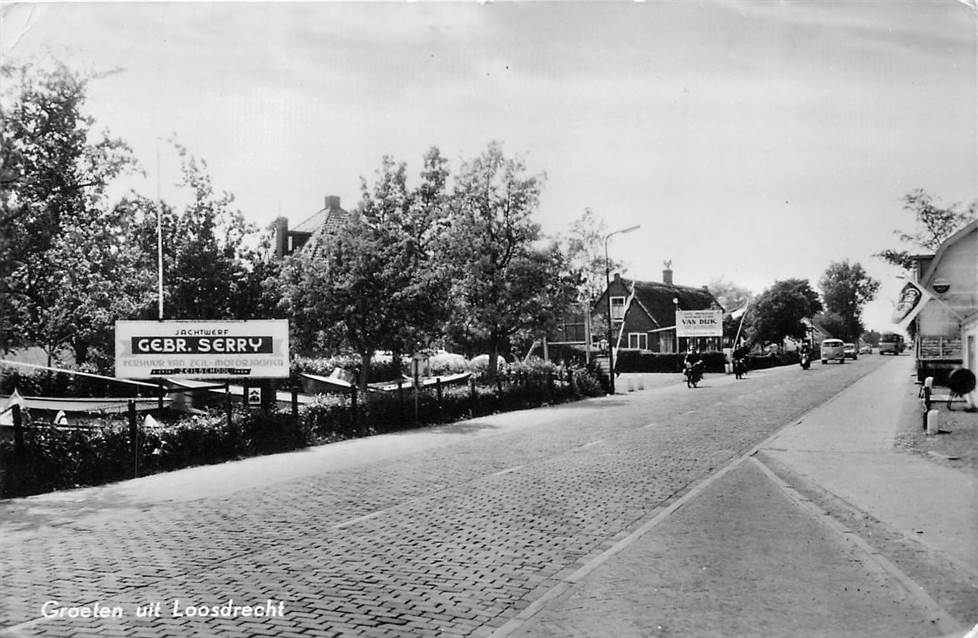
593, 267, 724, 354
911, 219, 978, 382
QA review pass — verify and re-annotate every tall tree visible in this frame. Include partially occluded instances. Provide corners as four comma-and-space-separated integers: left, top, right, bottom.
745, 278, 822, 348
818, 260, 879, 342
561, 207, 626, 305
278, 149, 452, 391
442, 142, 575, 378
708, 277, 753, 314
876, 188, 977, 269
357, 148, 452, 357
0, 60, 140, 363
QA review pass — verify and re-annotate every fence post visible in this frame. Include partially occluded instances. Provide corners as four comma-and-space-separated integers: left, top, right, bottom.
12, 404, 24, 454
436, 378, 443, 420
128, 400, 139, 478
469, 376, 477, 414
291, 386, 299, 427
225, 382, 232, 430
350, 385, 359, 434
397, 380, 405, 421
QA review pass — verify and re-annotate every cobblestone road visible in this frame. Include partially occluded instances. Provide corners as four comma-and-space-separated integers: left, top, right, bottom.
0, 358, 890, 637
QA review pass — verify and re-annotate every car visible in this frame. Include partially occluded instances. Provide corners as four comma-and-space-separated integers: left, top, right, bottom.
820, 338, 846, 364
859, 344, 872, 354
843, 343, 858, 360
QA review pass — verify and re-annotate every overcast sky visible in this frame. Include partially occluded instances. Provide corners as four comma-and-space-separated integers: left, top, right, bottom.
2, 1, 975, 332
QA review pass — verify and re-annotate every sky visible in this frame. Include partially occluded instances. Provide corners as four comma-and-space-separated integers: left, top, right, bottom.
2, 0, 976, 333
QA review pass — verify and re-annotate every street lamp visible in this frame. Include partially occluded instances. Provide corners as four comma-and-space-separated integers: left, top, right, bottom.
604, 224, 641, 394
672, 297, 680, 358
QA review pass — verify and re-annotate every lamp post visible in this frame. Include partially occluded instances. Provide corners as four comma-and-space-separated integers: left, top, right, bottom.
604, 224, 641, 394
673, 297, 680, 358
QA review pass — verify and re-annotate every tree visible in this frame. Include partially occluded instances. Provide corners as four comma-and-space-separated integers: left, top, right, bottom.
0, 60, 140, 363
356, 149, 453, 357
818, 260, 879, 342
813, 311, 847, 341
278, 149, 452, 392
708, 277, 753, 314
129, 143, 262, 321
875, 189, 977, 269
442, 142, 575, 379
561, 207, 626, 305
745, 279, 822, 348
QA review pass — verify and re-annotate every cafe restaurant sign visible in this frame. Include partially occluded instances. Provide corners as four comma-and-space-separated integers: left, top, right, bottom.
115, 320, 290, 379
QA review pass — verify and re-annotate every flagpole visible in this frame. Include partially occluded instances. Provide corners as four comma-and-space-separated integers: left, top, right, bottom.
156, 147, 164, 321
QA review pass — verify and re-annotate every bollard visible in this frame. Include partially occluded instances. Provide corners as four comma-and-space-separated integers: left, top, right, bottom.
926, 409, 939, 435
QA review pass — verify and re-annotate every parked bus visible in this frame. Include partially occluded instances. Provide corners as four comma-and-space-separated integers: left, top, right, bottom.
878, 332, 905, 355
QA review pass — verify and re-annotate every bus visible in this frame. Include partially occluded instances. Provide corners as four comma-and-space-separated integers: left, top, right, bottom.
878, 333, 905, 355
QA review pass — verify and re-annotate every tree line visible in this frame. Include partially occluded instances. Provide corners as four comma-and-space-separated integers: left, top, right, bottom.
4, 60, 973, 386
1, 61, 586, 387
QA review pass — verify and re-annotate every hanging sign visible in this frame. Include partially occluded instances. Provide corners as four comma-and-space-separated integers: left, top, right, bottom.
115, 320, 290, 379
890, 281, 932, 331
675, 310, 723, 337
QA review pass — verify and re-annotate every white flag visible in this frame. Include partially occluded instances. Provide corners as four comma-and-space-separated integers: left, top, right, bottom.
891, 280, 932, 331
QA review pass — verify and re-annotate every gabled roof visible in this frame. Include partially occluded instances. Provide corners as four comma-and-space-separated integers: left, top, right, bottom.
624, 279, 723, 328
920, 218, 977, 285
292, 206, 350, 235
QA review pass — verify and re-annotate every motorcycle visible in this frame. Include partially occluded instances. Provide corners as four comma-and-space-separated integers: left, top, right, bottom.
799, 350, 811, 370
733, 357, 748, 379
684, 360, 704, 388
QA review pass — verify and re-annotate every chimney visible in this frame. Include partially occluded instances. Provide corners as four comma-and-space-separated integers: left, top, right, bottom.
274, 217, 289, 258
662, 267, 673, 286
324, 195, 341, 210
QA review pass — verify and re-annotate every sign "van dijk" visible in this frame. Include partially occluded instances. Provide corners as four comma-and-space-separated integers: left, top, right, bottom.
115, 320, 289, 380
675, 310, 723, 337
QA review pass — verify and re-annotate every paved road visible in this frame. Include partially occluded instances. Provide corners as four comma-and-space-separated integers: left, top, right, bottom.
1, 356, 892, 637
509, 356, 976, 638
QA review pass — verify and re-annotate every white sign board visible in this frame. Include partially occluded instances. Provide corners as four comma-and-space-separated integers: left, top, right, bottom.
675, 310, 723, 337
115, 320, 290, 379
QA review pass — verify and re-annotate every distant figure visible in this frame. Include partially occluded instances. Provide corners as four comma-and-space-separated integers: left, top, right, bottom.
684, 347, 701, 370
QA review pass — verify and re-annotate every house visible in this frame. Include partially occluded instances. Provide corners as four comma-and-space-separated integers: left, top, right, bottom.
909, 219, 978, 382
593, 266, 724, 354
274, 195, 351, 257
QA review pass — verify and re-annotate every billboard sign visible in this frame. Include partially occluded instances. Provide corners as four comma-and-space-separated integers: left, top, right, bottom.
675, 310, 723, 337
115, 320, 290, 379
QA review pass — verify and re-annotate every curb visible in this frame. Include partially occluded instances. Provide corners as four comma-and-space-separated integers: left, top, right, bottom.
750, 455, 965, 637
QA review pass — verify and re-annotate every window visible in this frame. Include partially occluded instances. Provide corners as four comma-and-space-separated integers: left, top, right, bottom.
610, 296, 626, 321
627, 333, 647, 350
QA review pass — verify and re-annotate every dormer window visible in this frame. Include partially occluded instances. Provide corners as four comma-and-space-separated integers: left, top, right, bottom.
610, 296, 626, 321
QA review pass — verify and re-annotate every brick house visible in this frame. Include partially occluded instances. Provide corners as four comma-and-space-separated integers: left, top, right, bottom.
274, 195, 351, 257
593, 267, 724, 354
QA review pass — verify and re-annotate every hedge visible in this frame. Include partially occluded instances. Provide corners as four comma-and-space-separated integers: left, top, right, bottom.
0, 362, 605, 498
